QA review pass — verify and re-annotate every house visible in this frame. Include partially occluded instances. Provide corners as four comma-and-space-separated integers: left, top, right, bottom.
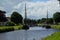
0, 22, 7, 26
6, 17, 11, 22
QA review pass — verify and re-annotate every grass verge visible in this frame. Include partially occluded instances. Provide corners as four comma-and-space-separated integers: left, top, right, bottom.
51, 25, 60, 30
0, 25, 23, 33
42, 32, 60, 40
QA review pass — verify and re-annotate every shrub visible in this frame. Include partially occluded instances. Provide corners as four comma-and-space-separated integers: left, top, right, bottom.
6, 21, 15, 26
0, 27, 14, 33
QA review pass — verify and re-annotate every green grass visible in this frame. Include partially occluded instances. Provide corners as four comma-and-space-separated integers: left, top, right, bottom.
0, 25, 23, 30
41, 25, 60, 40
51, 25, 60, 30
42, 32, 60, 40
0, 25, 23, 33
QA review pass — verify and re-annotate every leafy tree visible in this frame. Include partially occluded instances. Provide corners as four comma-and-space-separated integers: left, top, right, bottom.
37, 18, 53, 24
37, 19, 41, 24
58, 0, 60, 1
40, 18, 46, 23
58, 0, 60, 4
47, 18, 53, 24
24, 18, 32, 25
0, 10, 7, 22
11, 12, 23, 25
53, 12, 60, 24
24, 19, 37, 25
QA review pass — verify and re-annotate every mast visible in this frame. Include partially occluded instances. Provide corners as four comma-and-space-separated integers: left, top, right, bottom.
25, 3, 27, 20
45, 9, 51, 29
24, 3, 27, 25
46, 9, 48, 24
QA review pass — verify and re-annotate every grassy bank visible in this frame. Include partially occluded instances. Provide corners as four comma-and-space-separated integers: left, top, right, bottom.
51, 25, 60, 30
42, 32, 60, 40
0, 25, 23, 33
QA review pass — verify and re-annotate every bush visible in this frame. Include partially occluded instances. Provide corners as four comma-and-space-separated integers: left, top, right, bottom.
0, 27, 14, 33
6, 21, 15, 26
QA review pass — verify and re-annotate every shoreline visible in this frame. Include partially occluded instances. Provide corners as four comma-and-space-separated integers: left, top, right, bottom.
0, 25, 22, 33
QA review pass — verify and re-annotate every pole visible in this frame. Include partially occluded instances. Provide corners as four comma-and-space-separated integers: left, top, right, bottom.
22, 1, 29, 40
25, 3, 27, 25
46, 9, 48, 25
24, 2, 28, 40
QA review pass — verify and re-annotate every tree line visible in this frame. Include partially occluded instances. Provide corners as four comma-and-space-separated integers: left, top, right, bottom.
37, 12, 60, 24
0, 10, 23, 26
0, 10, 60, 26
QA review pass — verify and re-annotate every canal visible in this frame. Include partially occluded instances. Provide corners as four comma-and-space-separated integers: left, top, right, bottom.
0, 27, 58, 40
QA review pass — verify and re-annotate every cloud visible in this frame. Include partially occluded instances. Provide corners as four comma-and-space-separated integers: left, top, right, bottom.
0, 0, 59, 19
18, 0, 59, 19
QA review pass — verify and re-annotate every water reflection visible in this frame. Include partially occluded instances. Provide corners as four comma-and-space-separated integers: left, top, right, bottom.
0, 27, 58, 40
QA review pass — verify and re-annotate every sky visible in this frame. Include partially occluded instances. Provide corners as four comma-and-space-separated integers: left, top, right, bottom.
0, 0, 60, 19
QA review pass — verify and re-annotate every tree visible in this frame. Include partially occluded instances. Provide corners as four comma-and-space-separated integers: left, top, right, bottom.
37, 19, 41, 24
24, 19, 37, 25
0, 10, 7, 22
58, 0, 60, 5
24, 18, 32, 25
58, 0, 60, 1
11, 12, 23, 24
40, 18, 46, 23
47, 18, 53, 24
38, 18, 53, 24
53, 12, 60, 24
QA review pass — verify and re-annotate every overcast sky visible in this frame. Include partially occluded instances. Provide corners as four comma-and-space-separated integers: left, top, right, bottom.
0, 0, 60, 19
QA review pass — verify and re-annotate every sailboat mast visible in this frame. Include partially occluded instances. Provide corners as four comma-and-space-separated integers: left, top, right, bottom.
25, 3, 27, 20
46, 9, 48, 24
24, 3, 27, 25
